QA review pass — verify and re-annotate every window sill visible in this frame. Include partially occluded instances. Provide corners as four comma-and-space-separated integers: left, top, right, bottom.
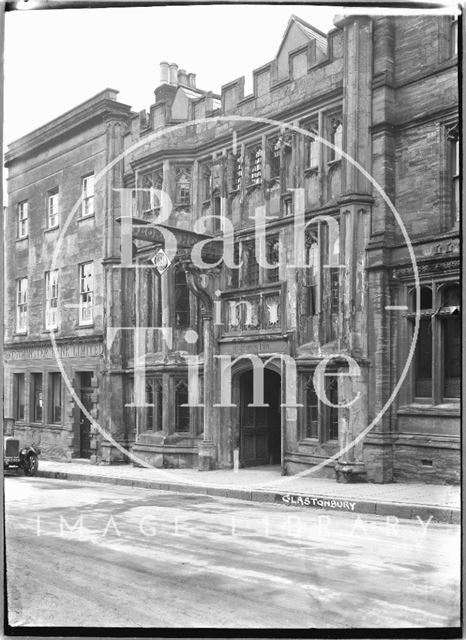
77, 214, 95, 223
13, 332, 28, 337
229, 189, 240, 196
44, 226, 59, 233
246, 182, 262, 192
304, 166, 319, 176
77, 323, 95, 329
43, 328, 58, 334
398, 403, 460, 417
16, 236, 28, 242
327, 159, 341, 169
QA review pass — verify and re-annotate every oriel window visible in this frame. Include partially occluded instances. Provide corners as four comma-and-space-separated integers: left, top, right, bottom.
175, 167, 191, 206
249, 146, 263, 185
266, 236, 280, 283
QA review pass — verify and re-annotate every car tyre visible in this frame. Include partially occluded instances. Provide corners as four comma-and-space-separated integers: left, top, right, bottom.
24, 454, 39, 477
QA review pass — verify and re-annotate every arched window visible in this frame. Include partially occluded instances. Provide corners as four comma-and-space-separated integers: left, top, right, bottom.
174, 267, 190, 328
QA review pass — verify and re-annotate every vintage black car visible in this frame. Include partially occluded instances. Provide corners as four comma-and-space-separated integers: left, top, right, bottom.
4, 436, 40, 476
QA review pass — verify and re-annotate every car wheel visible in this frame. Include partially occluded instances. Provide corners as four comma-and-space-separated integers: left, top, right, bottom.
24, 454, 39, 476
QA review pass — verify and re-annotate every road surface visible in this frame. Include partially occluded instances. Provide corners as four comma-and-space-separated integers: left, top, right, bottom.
5, 476, 460, 629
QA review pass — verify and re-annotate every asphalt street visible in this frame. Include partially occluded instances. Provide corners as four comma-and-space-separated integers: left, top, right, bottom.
5, 476, 460, 629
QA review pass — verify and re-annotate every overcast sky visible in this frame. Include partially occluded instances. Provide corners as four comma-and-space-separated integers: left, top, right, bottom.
4, 5, 338, 146
4, 3, 458, 148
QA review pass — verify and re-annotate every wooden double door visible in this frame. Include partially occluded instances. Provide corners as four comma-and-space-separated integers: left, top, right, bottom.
239, 369, 281, 467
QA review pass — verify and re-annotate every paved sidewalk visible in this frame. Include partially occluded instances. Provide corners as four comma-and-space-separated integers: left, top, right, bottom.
36, 459, 460, 523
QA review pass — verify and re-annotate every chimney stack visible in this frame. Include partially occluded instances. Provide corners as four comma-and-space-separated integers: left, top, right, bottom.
188, 73, 196, 88
169, 63, 178, 85
178, 68, 188, 86
159, 61, 169, 85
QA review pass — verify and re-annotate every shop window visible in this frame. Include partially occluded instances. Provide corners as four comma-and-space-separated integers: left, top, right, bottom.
145, 377, 163, 431
49, 372, 62, 424
175, 167, 191, 206
81, 173, 95, 217
266, 236, 280, 283
174, 267, 190, 328
47, 188, 59, 228
31, 373, 43, 423
14, 373, 25, 421
16, 277, 28, 333
175, 380, 190, 432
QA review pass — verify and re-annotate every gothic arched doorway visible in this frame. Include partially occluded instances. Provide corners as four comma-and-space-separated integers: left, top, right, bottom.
239, 368, 281, 467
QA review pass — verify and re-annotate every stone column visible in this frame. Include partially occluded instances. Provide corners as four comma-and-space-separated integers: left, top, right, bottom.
184, 266, 217, 471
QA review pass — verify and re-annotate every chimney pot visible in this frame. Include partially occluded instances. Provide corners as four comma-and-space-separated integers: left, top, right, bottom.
178, 68, 188, 86
168, 63, 178, 85
159, 61, 169, 84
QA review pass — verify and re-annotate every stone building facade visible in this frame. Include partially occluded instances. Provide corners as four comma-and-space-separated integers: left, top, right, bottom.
4, 14, 459, 483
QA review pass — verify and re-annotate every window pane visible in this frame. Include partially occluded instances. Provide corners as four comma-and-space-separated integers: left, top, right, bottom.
175, 268, 190, 328
175, 382, 190, 432
305, 382, 318, 438
414, 319, 432, 398
50, 373, 62, 423
15, 374, 25, 420
32, 373, 43, 422
327, 377, 339, 440
443, 317, 460, 398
